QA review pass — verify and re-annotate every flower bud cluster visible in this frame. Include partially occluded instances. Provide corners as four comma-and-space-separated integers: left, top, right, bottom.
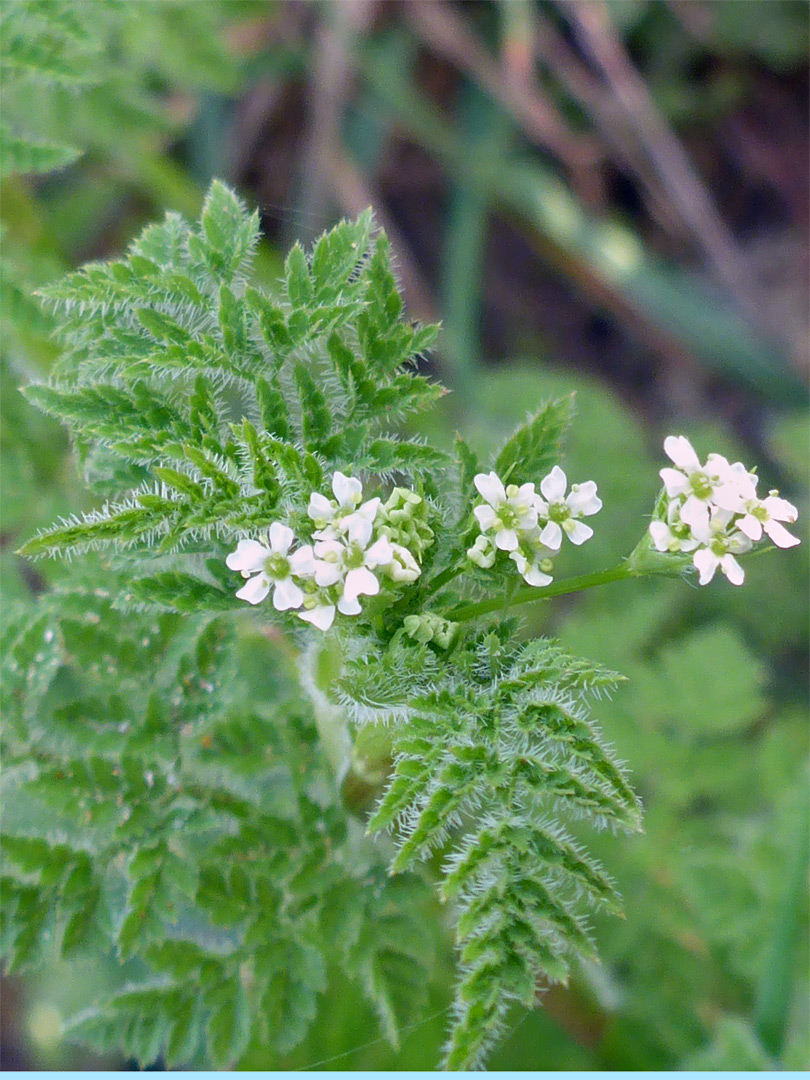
650, 435, 799, 585
403, 612, 458, 649
376, 487, 434, 562
468, 466, 601, 587
227, 471, 430, 631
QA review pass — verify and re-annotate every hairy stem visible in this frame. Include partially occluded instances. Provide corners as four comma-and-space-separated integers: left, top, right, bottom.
428, 563, 465, 592
450, 562, 634, 621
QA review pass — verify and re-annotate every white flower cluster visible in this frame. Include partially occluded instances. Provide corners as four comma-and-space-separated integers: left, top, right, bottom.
650, 435, 799, 585
468, 466, 602, 587
227, 471, 423, 631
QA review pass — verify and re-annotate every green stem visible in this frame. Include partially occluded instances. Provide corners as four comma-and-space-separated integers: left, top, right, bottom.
450, 563, 634, 622
428, 563, 465, 592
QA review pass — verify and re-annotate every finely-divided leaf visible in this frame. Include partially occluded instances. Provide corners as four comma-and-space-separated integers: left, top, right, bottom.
24, 181, 443, 570
342, 630, 639, 1069
495, 394, 575, 483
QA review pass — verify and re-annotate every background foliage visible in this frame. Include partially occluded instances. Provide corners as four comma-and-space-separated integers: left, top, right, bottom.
1, 0, 807, 1071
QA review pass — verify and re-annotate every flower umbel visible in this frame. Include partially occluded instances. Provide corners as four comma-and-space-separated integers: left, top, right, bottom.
470, 465, 601, 588
228, 471, 425, 631
649, 436, 800, 586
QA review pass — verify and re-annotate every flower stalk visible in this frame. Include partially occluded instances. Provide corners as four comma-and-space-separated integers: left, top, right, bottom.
449, 562, 635, 622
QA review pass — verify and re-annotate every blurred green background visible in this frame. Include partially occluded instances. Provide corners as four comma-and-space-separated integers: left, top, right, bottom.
1, 0, 808, 1070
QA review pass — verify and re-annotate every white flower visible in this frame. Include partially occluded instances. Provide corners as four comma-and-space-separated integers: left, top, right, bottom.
649, 520, 699, 553
473, 472, 538, 551
467, 534, 496, 569
535, 465, 601, 547
509, 548, 553, 587
226, 523, 310, 609
648, 500, 699, 554
736, 493, 800, 549
313, 534, 394, 615
660, 436, 756, 533
691, 529, 753, 586
308, 471, 380, 540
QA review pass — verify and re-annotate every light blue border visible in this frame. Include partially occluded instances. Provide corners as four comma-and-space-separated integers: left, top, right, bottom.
13, 1073, 810, 1078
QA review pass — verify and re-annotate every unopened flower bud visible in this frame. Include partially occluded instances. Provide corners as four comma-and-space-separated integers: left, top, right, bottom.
467, 534, 496, 569
378, 488, 434, 560
384, 543, 421, 583
403, 612, 458, 649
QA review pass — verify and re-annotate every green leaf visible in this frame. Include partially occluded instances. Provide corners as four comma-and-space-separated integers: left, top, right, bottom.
0, 124, 80, 178
199, 180, 259, 282
123, 573, 239, 613
494, 394, 575, 482
284, 243, 313, 308
206, 976, 251, 1068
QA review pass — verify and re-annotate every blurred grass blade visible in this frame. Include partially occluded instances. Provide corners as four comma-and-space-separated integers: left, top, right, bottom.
754, 778, 810, 1058
442, 84, 505, 405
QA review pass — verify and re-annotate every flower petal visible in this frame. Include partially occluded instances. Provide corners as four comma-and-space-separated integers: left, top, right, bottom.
532, 494, 549, 518
344, 566, 379, 603
268, 521, 294, 555
523, 565, 553, 587
566, 481, 601, 516
649, 521, 673, 552
299, 605, 335, 631
711, 482, 747, 513
289, 544, 317, 577
664, 435, 700, 471
332, 471, 362, 508
473, 504, 497, 531
679, 495, 709, 532
474, 471, 506, 507
313, 539, 343, 559
538, 521, 562, 550
236, 573, 271, 605
365, 537, 394, 567
764, 520, 801, 549
273, 578, 304, 611
308, 492, 335, 522
720, 553, 745, 585
509, 550, 528, 574
564, 520, 593, 545
343, 512, 373, 548
517, 508, 539, 531
736, 514, 762, 542
692, 548, 718, 585
355, 497, 381, 522
540, 465, 567, 502
226, 539, 270, 573
337, 595, 362, 616
762, 495, 798, 523
659, 468, 690, 497
314, 561, 342, 587
494, 528, 519, 551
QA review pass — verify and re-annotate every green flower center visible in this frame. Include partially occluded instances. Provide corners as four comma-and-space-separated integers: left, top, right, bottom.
548, 503, 571, 524
264, 554, 290, 580
344, 543, 366, 570
497, 505, 520, 529
690, 472, 714, 499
